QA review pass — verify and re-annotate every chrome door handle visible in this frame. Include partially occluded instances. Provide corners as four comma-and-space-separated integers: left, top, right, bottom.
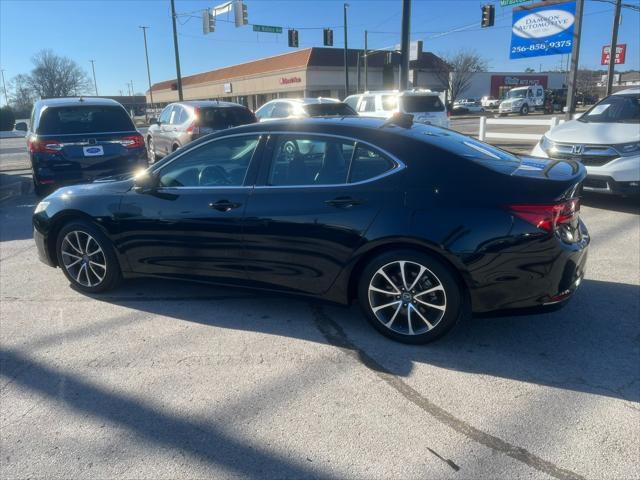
209, 200, 241, 212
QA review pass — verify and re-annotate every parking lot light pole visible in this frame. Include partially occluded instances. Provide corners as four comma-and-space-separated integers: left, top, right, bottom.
343, 3, 349, 98
170, 0, 184, 101
139, 26, 154, 109
0, 69, 8, 106
565, 0, 584, 120
364, 30, 368, 92
399, 0, 411, 91
89, 60, 98, 96
606, 0, 622, 96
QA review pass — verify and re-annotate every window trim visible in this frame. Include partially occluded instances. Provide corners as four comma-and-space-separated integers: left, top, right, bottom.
255, 132, 405, 189
151, 133, 264, 190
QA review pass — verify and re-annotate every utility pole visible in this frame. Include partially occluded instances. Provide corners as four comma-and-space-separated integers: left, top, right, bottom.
399, 0, 412, 91
606, 0, 622, 96
139, 26, 154, 108
343, 3, 349, 98
170, 0, 184, 101
130, 80, 135, 95
89, 60, 99, 96
565, 0, 584, 119
0, 69, 7, 106
356, 53, 361, 94
364, 30, 369, 92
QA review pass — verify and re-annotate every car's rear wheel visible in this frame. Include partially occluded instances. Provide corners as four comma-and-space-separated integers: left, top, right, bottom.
33, 177, 50, 198
358, 250, 462, 344
55, 221, 121, 293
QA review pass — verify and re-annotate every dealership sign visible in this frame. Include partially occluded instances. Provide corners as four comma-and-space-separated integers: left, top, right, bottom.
510, 1, 576, 59
601, 44, 626, 65
500, 0, 530, 6
279, 76, 301, 85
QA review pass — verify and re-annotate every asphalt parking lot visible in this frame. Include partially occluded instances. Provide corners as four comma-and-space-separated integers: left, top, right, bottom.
1, 126, 639, 479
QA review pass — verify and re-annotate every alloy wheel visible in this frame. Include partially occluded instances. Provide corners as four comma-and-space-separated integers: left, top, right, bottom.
368, 260, 447, 336
60, 230, 107, 287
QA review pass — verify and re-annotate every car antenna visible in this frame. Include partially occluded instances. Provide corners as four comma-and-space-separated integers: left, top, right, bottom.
379, 112, 413, 129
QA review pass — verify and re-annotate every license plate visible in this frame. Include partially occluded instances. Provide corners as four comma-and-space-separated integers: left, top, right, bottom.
83, 145, 104, 157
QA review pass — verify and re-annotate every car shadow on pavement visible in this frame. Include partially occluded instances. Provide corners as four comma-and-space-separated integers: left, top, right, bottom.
85, 276, 639, 403
0, 190, 36, 242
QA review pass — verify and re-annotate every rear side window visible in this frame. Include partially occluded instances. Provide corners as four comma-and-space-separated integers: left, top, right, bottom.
401, 95, 445, 113
199, 107, 256, 129
38, 105, 134, 135
349, 145, 395, 183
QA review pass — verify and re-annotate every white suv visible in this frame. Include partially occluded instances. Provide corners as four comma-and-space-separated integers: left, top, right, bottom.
344, 90, 449, 128
531, 88, 639, 196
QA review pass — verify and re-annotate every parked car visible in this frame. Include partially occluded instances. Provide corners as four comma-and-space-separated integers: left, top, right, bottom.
146, 101, 256, 162
453, 99, 484, 113
532, 88, 639, 196
27, 97, 147, 197
255, 98, 356, 121
498, 85, 545, 115
344, 90, 449, 128
481, 96, 500, 109
33, 115, 589, 344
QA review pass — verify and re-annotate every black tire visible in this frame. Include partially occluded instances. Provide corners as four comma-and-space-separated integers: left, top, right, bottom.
32, 175, 51, 198
357, 250, 464, 344
55, 220, 122, 293
520, 104, 529, 115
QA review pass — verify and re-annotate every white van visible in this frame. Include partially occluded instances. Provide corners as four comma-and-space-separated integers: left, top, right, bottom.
344, 90, 449, 128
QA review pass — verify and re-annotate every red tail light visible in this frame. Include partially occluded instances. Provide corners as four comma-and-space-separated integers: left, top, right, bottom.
508, 199, 579, 233
186, 122, 200, 136
117, 134, 145, 149
28, 138, 63, 154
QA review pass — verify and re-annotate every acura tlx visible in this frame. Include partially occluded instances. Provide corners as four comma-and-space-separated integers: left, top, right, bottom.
33, 115, 589, 343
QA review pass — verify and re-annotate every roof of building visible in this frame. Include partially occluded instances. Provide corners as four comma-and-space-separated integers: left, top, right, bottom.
150, 47, 449, 93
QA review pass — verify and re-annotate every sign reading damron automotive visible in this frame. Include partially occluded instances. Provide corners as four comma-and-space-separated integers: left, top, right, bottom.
510, 1, 576, 59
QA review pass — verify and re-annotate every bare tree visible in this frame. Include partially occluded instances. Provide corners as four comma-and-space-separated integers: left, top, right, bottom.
26, 50, 91, 99
9, 74, 36, 117
433, 50, 488, 103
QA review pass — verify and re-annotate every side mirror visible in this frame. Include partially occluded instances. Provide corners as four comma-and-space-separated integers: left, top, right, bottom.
133, 171, 158, 192
149, 117, 158, 125
15, 122, 28, 132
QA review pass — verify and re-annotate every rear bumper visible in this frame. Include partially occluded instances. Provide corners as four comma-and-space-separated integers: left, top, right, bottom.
466, 226, 589, 313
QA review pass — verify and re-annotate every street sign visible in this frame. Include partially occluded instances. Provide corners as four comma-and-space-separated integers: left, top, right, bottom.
510, 1, 576, 59
253, 24, 283, 34
500, 0, 531, 6
601, 44, 627, 65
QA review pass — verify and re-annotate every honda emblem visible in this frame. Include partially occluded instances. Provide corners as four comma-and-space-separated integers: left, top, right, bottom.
571, 144, 584, 155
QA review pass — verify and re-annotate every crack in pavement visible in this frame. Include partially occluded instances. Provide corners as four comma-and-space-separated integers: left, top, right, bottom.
309, 304, 586, 480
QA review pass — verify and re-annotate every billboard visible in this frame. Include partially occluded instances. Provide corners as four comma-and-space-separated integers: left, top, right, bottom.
601, 44, 627, 65
510, 1, 576, 59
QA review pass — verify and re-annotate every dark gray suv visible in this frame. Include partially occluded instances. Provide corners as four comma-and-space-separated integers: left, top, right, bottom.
146, 101, 256, 162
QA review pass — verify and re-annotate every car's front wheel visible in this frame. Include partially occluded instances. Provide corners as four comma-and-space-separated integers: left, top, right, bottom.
520, 104, 529, 115
55, 221, 121, 293
358, 250, 463, 344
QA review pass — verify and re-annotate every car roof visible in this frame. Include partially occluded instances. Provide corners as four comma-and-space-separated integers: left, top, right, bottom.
613, 88, 640, 96
264, 98, 341, 105
175, 100, 247, 108
34, 97, 123, 107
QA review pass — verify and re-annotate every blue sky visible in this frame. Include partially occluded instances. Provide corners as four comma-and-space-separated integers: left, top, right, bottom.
1, 0, 639, 98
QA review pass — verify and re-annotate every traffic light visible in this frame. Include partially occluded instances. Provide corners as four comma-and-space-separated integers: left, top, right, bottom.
234, 0, 248, 27
288, 29, 299, 48
481, 4, 495, 28
323, 28, 333, 46
202, 9, 215, 34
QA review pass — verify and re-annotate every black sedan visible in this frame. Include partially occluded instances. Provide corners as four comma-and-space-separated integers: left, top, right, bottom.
33, 116, 589, 344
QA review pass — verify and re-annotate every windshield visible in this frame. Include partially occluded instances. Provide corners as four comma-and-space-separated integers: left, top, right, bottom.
303, 103, 357, 116
579, 94, 639, 124
198, 107, 256, 129
401, 95, 445, 113
38, 105, 134, 135
506, 89, 527, 99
